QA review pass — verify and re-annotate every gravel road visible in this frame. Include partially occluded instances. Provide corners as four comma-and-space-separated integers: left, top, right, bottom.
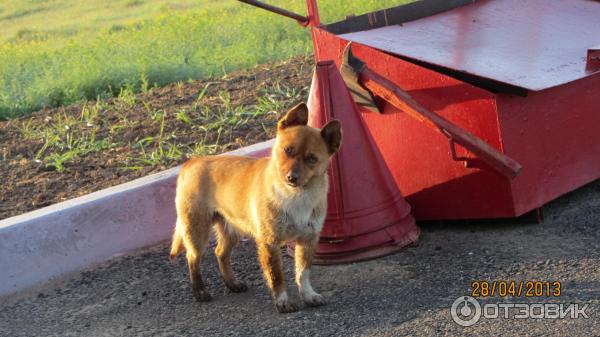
1, 180, 599, 337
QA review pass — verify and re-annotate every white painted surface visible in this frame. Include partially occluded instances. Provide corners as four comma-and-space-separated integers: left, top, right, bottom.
0, 140, 273, 297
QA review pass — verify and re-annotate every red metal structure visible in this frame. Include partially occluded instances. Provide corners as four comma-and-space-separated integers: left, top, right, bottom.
237, 0, 600, 260
302, 0, 600, 220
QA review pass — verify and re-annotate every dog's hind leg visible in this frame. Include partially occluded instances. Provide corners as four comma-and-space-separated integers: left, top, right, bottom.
214, 216, 248, 293
169, 220, 184, 263
179, 207, 213, 302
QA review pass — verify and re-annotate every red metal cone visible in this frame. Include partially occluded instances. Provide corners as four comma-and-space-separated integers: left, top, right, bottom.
304, 60, 420, 264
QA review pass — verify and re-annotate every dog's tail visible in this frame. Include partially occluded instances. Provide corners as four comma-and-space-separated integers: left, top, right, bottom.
169, 222, 184, 263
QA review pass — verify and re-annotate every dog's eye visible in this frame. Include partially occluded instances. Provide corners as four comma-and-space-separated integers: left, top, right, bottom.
284, 146, 293, 156
306, 154, 318, 164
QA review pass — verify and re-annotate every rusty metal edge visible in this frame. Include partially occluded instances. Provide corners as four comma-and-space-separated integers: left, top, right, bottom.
324, 0, 475, 35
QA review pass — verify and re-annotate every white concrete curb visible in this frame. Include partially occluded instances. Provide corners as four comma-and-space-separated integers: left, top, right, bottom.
0, 140, 273, 298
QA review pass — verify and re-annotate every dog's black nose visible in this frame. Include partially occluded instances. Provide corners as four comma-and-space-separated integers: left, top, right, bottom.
286, 173, 299, 185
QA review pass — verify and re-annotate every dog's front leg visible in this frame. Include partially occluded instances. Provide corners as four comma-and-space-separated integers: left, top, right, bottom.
294, 236, 325, 307
257, 241, 298, 313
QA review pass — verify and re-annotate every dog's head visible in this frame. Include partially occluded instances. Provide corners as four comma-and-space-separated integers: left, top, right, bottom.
272, 103, 342, 189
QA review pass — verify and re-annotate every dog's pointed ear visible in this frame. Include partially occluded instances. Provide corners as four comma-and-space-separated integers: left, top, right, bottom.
321, 119, 342, 154
278, 103, 309, 130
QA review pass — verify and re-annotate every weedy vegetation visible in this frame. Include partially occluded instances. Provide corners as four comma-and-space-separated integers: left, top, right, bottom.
15, 75, 309, 172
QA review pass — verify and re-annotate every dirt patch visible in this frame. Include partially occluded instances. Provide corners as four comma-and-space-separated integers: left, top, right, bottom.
0, 56, 313, 220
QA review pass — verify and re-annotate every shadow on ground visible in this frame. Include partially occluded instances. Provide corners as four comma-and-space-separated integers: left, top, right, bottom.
1, 180, 599, 336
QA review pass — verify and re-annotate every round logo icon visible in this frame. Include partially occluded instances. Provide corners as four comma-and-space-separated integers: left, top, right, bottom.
451, 296, 481, 327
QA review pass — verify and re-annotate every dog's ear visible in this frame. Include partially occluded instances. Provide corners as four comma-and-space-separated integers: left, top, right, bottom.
278, 103, 309, 130
320, 119, 342, 154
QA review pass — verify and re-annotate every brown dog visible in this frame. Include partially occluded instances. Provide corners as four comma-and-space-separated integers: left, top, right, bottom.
169, 103, 342, 313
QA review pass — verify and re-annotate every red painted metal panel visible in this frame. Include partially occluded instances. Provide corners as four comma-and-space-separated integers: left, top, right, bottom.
338, 0, 600, 91
498, 74, 600, 215
312, 29, 516, 219
305, 0, 600, 220
351, 58, 522, 178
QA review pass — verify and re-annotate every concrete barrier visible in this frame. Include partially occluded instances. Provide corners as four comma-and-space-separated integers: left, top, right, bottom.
0, 140, 273, 298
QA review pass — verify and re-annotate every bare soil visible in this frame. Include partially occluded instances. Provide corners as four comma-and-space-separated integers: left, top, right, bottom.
0, 56, 313, 220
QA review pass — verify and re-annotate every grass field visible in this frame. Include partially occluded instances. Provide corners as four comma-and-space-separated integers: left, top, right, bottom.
0, 0, 407, 119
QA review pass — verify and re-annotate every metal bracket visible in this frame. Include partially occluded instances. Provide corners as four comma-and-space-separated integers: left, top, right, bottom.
237, 0, 309, 26
588, 45, 600, 70
588, 45, 600, 63
448, 137, 474, 168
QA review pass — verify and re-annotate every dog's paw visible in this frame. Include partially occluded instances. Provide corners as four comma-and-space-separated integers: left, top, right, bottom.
226, 281, 249, 293
302, 293, 326, 307
275, 300, 299, 314
193, 289, 212, 302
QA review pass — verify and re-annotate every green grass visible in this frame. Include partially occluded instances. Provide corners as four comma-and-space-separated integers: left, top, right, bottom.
17, 77, 309, 172
18, 102, 118, 171
0, 0, 208, 44
0, 0, 408, 119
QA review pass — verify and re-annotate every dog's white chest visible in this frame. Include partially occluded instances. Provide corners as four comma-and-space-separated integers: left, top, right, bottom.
280, 192, 324, 237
